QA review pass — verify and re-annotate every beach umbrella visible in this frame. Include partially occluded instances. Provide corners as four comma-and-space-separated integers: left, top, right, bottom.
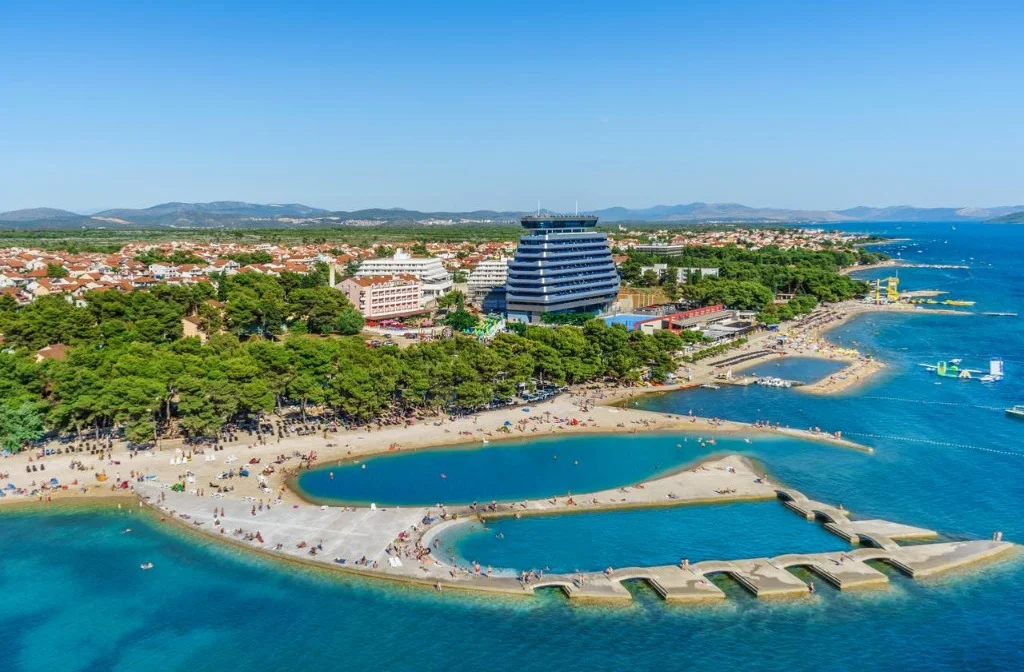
50, 477, 59, 485
504, 420, 512, 426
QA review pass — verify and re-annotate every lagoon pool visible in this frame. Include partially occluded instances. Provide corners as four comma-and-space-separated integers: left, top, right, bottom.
296, 433, 739, 506
733, 356, 848, 384
437, 501, 850, 573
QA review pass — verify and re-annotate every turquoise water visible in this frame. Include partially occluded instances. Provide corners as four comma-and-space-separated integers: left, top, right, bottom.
733, 355, 848, 383
441, 501, 850, 573
298, 434, 748, 506
3, 222, 1024, 670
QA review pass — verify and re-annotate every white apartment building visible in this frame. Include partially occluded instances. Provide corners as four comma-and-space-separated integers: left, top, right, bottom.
356, 249, 452, 305
339, 274, 423, 320
639, 264, 719, 284
467, 257, 508, 292
466, 257, 509, 310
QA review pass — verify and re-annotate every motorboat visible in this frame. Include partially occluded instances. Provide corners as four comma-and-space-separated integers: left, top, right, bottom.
1006, 405, 1024, 420
757, 377, 792, 388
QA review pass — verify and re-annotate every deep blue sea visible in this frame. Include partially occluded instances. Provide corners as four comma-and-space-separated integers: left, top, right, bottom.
3, 222, 1024, 671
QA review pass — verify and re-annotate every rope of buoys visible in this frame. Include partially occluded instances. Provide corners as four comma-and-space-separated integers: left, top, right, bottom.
857, 395, 1006, 411
843, 431, 1024, 457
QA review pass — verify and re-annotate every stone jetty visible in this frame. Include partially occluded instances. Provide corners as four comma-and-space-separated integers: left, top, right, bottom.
137, 455, 1015, 605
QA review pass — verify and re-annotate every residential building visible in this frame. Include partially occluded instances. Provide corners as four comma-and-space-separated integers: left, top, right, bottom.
467, 257, 509, 311
36, 343, 70, 362
356, 249, 452, 304
636, 243, 687, 256
339, 274, 423, 320
505, 215, 620, 323
181, 315, 209, 343
639, 264, 719, 284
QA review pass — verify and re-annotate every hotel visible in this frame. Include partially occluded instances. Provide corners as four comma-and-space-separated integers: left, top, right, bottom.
505, 215, 620, 323
356, 249, 453, 305
338, 274, 423, 320
467, 257, 509, 312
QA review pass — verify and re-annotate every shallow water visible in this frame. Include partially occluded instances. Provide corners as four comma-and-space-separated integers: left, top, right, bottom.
441, 501, 850, 573
297, 433, 739, 506
732, 355, 848, 383
3, 222, 1024, 671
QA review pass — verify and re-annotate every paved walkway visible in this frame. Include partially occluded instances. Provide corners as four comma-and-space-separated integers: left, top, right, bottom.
136, 464, 1015, 604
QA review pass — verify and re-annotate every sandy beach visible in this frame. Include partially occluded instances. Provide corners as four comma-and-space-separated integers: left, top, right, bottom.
1, 297, 974, 511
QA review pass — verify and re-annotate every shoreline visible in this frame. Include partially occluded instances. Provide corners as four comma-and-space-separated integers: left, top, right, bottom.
4, 296, 972, 514
132, 453, 1016, 603
2, 456, 1015, 604
0, 296, 1011, 604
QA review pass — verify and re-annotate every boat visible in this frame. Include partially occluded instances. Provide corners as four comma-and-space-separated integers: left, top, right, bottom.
981, 312, 1017, 317
140, 563, 154, 570
700, 383, 720, 390
757, 377, 792, 388
980, 358, 1005, 383
1006, 405, 1024, 420
942, 300, 976, 306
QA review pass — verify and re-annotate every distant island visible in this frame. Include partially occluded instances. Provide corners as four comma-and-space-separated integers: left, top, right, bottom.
989, 210, 1024, 223
2, 200, 1024, 229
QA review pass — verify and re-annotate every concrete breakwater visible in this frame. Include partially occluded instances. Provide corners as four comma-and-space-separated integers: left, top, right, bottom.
137, 455, 1015, 604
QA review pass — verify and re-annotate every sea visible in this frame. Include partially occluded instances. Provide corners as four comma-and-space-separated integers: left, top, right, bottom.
2, 222, 1023, 671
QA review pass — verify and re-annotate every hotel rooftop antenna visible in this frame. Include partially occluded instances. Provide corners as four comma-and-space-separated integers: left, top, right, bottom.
575, 201, 579, 216
537, 200, 540, 216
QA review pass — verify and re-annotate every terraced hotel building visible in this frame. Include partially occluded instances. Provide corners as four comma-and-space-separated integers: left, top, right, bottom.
505, 215, 620, 323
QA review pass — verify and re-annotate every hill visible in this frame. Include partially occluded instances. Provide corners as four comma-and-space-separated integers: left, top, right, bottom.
988, 211, 1024, 223
4, 201, 1024, 229
835, 205, 1024, 222
593, 202, 847, 222
0, 207, 83, 222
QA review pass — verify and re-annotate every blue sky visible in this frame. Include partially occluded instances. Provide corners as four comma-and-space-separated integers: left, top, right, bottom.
2, 0, 1022, 212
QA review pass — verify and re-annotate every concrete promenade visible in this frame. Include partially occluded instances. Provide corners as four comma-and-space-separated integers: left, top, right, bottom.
135, 455, 1016, 605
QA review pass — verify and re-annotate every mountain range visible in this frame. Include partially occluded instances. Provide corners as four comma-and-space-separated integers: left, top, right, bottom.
1, 200, 1022, 229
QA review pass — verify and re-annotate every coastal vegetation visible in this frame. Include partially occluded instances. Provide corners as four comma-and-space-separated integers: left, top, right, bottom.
680, 337, 749, 363
0, 275, 683, 448
620, 245, 883, 319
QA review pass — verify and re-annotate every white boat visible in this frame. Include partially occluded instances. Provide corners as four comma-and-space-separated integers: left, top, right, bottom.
700, 383, 720, 390
1006, 405, 1024, 420
757, 377, 792, 388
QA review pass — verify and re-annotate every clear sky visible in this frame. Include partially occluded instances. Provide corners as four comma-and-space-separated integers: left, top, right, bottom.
2, 0, 1022, 213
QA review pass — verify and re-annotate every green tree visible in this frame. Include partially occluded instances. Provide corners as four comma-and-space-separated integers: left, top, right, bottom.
0, 401, 44, 451
444, 308, 478, 331
437, 290, 466, 310
46, 263, 68, 278
335, 308, 365, 335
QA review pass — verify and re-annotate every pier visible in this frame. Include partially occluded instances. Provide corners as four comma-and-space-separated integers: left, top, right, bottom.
136, 455, 1015, 605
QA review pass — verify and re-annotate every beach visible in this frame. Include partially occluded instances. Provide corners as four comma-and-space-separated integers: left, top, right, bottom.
3, 297, 971, 512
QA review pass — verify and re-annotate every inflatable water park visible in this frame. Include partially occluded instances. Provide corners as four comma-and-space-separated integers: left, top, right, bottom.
919, 357, 1004, 382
